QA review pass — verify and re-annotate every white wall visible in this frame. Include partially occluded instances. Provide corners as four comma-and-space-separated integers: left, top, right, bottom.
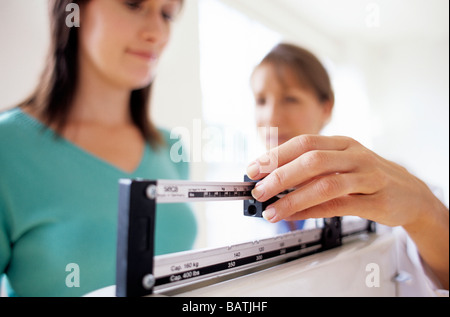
0, 0, 49, 109
366, 39, 449, 203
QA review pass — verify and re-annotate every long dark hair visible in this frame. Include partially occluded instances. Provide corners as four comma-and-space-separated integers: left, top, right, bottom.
20, 0, 164, 148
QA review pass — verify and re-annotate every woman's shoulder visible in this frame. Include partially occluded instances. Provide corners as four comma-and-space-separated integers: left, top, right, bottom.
0, 107, 26, 142
0, 107, 21, 128
0, 107, 43, 133
0, 107, 50, 157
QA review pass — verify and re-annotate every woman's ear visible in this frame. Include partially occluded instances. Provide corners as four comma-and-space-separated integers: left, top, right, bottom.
320, 99, 334, 128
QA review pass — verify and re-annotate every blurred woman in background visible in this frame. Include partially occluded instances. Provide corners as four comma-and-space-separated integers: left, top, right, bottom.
248, 43, 449, 294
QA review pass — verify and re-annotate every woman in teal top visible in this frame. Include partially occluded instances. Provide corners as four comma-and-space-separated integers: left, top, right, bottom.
0, 0, 196, 296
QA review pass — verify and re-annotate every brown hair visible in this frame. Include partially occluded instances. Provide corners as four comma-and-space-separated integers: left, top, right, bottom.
19, 0, 164, 148
254, 43, 334, 106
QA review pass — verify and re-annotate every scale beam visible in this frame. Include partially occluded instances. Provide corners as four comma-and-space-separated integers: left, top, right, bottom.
115, 178, 375, 297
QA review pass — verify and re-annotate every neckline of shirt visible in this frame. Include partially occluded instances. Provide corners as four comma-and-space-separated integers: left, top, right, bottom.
12, 107, 151, 176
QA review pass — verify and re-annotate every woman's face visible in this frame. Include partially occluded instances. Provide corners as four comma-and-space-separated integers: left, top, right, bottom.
79, 0, 181, 90
251, 63, 333, 149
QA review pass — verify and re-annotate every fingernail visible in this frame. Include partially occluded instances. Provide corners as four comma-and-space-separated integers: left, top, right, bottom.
246, 161, 259, 178
262, 207, 276, 222
251, 182, 264, 200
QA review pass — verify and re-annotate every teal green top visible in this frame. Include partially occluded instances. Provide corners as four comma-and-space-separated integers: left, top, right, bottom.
0, 108, 197, 297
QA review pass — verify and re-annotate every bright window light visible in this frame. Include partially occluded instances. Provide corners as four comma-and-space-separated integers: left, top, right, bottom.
198, 0, 281, 247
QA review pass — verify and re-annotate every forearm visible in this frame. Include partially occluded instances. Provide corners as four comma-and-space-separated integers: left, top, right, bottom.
403, 198, 449, 290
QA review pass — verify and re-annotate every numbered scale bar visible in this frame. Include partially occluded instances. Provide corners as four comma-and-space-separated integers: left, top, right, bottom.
153, 227, 323, 294
151, 217, 373, 294
148, 180, 255, 203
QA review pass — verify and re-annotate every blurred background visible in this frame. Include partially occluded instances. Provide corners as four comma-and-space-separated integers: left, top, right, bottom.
1, 0, 448, 249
